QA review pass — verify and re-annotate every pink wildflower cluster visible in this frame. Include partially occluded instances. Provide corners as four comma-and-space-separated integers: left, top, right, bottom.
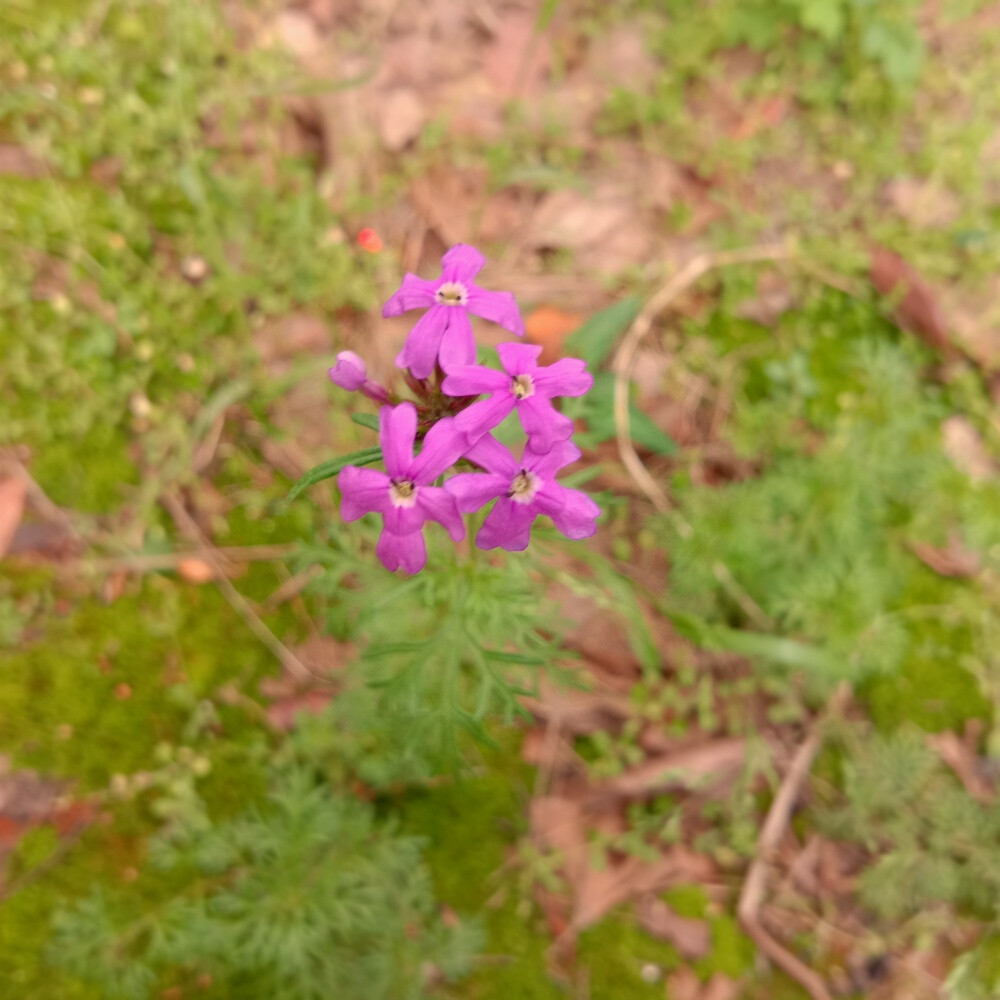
330, 244, 600, 573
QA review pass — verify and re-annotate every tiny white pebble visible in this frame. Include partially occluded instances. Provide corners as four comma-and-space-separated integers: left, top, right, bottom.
181, 254, 209, 283
640, 963, 661, 984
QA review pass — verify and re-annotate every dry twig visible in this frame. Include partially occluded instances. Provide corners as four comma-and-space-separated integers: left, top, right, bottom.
88, 544, 296, 574
737, 682, 851, 1000
612, 243, 796, 514
159, 493, 319, 684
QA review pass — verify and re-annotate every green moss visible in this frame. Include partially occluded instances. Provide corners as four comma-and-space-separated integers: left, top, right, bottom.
0, 578, 274, 785
862, 654, 991, 733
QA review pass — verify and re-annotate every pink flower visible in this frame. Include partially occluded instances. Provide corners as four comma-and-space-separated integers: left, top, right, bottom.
328, 351, 390, 404
445, 434, 600, 552
338, 403, 465, 573
382, 244, 525, 379
442, 342, 592, 454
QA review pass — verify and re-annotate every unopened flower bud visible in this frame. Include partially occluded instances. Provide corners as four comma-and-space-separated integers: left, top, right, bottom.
329, 351, 368, 391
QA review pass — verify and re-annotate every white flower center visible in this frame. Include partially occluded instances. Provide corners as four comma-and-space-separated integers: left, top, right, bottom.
434, 281, 468, 306
510, 374, 534, 400
389, 479, 418, 508
507, 469, 541, 504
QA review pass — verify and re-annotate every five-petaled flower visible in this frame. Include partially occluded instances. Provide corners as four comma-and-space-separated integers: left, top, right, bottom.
338, 403, 465, 573
446, 434, 600, 551
443, 342, 592, 454
382, 244, 525, 379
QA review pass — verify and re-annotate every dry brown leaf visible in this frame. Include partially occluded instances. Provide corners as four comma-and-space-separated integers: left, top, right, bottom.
378, 88, 425, 152
525, 306, 584, 365
0, 477, 28, 560
665, 967, 701, 1000
909, 536, 981, 578
177, 558, 215, 584
530, 795, 588, 883
0, 143, 46, 178
700, 973, 741, 1000
253, 313, 330, 376
635, 896, 711, 958
942, 416, 994, 480
263, 689, 332, 731
483, 10, 552, 98
886, 178, 960, 230
520, 681, 632, 735
270, 10, 322, 60
592, 738, 747, 800
870, 244, 953, 354
572, 846, 714, 931
528, 187, 632, 253
0, 756, 66, 852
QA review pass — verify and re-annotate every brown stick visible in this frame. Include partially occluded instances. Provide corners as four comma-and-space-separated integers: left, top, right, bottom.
737, 682, 850, 1000
159, 493, 319, 684
88, 544, 297, 574
612, 243, 796, 514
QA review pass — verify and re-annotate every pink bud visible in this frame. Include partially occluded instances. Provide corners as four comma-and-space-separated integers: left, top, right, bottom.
328, 351, 367, 391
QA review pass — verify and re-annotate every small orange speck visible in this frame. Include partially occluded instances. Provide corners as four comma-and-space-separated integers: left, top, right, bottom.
114, 683, 132, 700
357, 227, 383, 253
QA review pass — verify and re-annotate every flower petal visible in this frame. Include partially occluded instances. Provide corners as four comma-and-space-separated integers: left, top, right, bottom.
338, 466, 391, 521
518, 396, 575, 455
455, 393, 516, 447
376, 529, 427, 574
437, 309, 477, 371
416, 486, 465, 541
328, 351, 367, 391
540, 483, 600, 540
382, 273, 438, 317
526, 438, 581, 478
464, 433, 520, 478
441, 364, 508, 397
441, 244, 485, 282
379, 403, 417, 479
410, 417, 466, 482
396, 307, 447, 379
477, 497, 535, 551
496, 341, 542, 376
382, 499, 427, 535
445, 472, 508, 513
533, 357, 593, 397
468, 289, 525, 337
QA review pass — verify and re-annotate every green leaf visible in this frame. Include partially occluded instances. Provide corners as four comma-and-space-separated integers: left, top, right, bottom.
564, 298, 640, 370
669, 612, 841, 674
286, 447, 382, 503
351, 413, 380, 431
580, 372, 677, 456
798, 0, 845, 41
